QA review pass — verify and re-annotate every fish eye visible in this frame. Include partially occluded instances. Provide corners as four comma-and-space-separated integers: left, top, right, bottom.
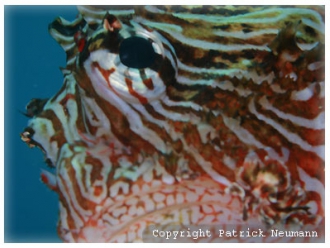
119, 36, 156, 69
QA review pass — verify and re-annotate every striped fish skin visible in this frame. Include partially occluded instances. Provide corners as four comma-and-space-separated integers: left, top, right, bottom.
21, 6, 324, 242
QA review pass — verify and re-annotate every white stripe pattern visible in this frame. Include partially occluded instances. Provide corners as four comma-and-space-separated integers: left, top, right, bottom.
21, 5, 325, 242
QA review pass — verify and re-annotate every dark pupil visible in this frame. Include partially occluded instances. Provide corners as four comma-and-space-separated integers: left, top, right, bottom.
119, 36, 155, 69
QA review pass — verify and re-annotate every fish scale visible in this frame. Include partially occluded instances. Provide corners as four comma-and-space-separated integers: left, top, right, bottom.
21, 5, 324, 242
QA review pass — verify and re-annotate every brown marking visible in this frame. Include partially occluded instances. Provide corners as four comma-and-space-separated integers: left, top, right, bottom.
142, 78, 154, 90
125, 77, 148, 104
59, 93, 76, 106
92, 62, 123, 102
103, 13, 122, 31
92, 62, 116, 88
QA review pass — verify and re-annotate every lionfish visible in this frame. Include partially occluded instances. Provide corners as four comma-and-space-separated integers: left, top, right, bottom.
21, 6, 325, 242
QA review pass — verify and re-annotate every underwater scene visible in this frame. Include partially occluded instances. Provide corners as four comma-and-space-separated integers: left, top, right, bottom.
6, 5, 325, 242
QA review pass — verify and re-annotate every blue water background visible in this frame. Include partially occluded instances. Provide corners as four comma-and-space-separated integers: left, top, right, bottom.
5, 6, 79, 242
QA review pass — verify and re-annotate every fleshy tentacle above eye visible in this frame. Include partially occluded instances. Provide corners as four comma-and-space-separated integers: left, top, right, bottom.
21, 5, 324, 242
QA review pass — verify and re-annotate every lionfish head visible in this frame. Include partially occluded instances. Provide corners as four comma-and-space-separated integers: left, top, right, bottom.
21, 6, 324, 242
